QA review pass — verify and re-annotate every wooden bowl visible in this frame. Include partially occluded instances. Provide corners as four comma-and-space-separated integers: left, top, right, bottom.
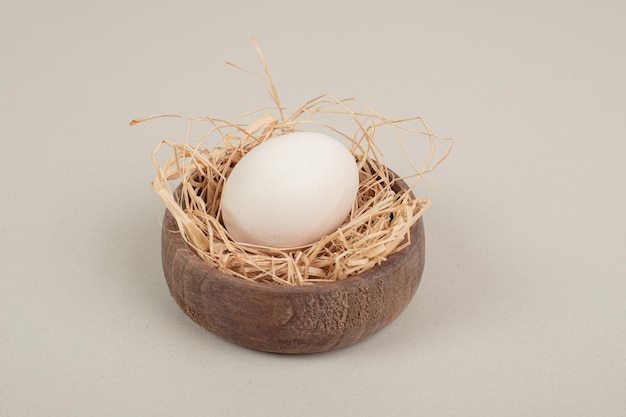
161, 176, 425, 354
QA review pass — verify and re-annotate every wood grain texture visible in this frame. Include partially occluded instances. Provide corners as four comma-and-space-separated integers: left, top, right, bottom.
161, 177, 426, 354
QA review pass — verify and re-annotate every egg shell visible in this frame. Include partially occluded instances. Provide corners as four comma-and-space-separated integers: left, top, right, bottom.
220, 131, 360, 248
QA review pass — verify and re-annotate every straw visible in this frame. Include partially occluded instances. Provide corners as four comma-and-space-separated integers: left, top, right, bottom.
132, 38, 453, 285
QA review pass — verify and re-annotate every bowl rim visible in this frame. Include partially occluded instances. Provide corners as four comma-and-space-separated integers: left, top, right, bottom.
162, 169, 422, 293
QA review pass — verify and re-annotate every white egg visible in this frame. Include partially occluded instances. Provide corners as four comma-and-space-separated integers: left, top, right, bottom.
220, 131, 360, 248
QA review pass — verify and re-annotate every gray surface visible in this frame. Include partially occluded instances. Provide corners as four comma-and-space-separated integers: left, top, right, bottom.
2, 1, 625, 416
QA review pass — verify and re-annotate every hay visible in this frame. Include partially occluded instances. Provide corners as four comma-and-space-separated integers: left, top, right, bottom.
132, 39, 452, 285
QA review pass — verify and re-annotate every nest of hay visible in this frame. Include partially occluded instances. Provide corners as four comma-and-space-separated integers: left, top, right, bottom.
132, 40, 452, 286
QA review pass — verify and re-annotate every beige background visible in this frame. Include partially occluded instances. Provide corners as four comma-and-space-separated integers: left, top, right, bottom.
2, 1, 625, 416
